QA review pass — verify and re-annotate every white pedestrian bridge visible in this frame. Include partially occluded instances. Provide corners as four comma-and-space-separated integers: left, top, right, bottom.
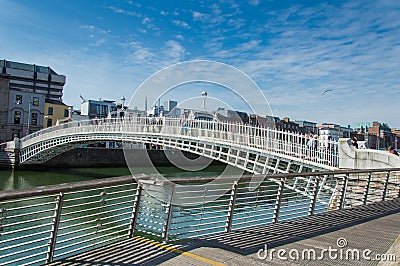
10, 117, 339, 173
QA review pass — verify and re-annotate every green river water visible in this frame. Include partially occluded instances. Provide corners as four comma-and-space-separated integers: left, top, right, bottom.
0, 165, 226, 191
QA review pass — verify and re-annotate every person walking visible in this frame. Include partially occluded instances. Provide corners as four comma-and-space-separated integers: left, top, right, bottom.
388, 146, 399, 156
351, 137, 358, 148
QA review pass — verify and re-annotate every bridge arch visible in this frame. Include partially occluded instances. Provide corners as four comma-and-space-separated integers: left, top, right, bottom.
18, 118, 337, 173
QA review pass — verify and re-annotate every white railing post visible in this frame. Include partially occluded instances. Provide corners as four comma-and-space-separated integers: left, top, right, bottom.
381, 171, 391, 201
128, 185, 143, 238
162, 184, 175, 243
308, 176, 320, 216
338, 174, 349, 210
363, 173, 372, 205
273, 179, 284, 223
46, 192, 64, 264
225, 181, 238, 233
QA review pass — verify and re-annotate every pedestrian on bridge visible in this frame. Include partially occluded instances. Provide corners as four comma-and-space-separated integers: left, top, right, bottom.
388, 146, 399, 156
351, 137, 358, 149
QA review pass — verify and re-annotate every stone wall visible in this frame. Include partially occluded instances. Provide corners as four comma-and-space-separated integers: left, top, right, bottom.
339, 138, 400, 169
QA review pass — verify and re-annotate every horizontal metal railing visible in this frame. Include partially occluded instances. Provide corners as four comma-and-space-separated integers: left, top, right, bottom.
17, 117, 339, 168
0, 176, 139, 266
0, 168, 399, 265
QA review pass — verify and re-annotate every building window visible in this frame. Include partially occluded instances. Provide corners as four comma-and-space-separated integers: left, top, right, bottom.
32, 97, 39, 106
48, 107, 53, 115
47, 118, 53, 127
14, 111, 21, 124
102, 106, 108, 116
64, 109, 69, 117
15, 95, 22, 104
31, 113, 38, 126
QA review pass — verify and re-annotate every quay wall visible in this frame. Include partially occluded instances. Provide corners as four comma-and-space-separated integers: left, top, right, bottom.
0, 140, 18, 169
339, 138, 400, 169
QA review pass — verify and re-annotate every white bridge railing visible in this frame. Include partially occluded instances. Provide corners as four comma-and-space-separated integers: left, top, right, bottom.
19, 117, 339, 168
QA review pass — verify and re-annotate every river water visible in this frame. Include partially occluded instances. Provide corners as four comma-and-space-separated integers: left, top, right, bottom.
0, 165, 227, 191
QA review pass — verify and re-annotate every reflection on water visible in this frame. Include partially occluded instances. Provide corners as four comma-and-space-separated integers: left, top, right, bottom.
0, 165, 226, 191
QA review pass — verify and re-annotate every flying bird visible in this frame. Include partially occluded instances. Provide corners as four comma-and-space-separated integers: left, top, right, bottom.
322, 89, 333, 95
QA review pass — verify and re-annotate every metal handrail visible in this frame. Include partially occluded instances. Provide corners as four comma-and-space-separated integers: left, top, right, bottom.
0, 169, 399, 265
0, 168, 398, 201
0, 175, 135, 201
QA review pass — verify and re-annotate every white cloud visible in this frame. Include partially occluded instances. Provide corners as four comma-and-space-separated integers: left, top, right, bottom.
3, 0, 400, 126
93, 39, 106, 46
199, 0, 400, 125
172, 20, 191, 29
80, 24, 110, 35
80, 25, 95, 32
108, 6, 141, 18
192, 11, 210, 22
122, 39, 186, 74
164, 40, 186, 62
248, 0, 260, 6
142, 17, 151, 24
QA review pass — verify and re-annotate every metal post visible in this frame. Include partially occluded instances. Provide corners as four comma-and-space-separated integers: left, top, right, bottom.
381, 171, 391, 201
27, 96, 32, 135
162, 183, 175, 243
308, 176, 320, 216
398, 184, 400, 198
318, 175, 327, 195
363, 173, 372, 205
128, 185, 143, 238
273, 179, 284, 223
225, 181, 238, 233
338, 174, 348, 210
46, 192, 64, 263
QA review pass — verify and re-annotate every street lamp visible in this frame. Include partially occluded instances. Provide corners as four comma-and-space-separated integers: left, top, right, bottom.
121, 96, 125, 108
201, 90, 207, 110
119, 96, 126, 118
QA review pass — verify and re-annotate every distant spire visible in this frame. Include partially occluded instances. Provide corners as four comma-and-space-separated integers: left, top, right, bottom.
145, 96, 147, 111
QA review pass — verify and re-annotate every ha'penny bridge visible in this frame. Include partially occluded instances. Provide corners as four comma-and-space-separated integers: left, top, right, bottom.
0, 117, 399, 265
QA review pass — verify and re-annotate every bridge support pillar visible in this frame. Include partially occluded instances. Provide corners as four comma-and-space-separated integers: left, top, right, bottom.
0, 138, 20, 169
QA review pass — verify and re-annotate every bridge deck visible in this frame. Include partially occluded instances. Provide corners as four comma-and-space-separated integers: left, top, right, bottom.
50, 199, 400, 266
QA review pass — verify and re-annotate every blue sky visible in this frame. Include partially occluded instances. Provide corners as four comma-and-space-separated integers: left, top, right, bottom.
1, 0, 399, 127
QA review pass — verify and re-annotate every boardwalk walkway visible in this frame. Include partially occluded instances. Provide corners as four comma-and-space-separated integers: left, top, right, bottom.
51, 198, 400, 266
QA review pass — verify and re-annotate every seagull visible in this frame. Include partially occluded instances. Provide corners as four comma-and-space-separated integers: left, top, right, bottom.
322, 89, 332, 95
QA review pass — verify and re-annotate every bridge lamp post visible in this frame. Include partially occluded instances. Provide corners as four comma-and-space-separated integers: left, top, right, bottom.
119, 96, 126, 118
201, 90, 207, 110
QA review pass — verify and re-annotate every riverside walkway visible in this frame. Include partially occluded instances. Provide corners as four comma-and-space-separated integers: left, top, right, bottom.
50, 198, 400, 266
1, 168, 399, 265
